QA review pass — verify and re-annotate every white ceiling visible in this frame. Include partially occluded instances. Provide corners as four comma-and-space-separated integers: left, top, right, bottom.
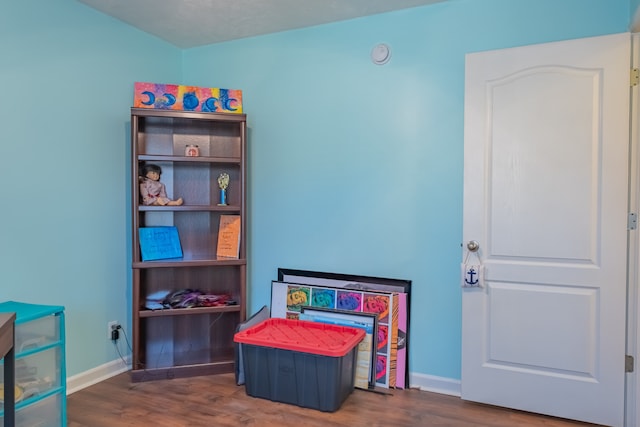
78, 0, 446, 48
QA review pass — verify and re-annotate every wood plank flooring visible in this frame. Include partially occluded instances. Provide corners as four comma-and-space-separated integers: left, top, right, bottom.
67, 373, 602, 427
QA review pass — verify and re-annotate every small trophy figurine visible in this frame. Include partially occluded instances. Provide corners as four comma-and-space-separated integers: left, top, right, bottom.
217, 173, 230, 206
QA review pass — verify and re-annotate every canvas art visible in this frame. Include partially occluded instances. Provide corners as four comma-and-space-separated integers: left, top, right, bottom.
271, 280, 402, 389
277, 268, 411, 389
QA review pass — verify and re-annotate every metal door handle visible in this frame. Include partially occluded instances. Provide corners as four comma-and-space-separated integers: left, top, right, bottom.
467, 240, 479, 252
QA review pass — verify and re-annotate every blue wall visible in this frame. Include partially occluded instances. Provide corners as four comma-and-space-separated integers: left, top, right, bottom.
0, 0, 630, 382
0, 0, 181, 376
183, 0, 628, 380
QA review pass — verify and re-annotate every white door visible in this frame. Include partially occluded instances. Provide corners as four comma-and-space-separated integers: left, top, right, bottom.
462, 33, 631, 427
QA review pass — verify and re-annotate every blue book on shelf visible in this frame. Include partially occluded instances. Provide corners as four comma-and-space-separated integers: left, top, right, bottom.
139, 226, 183, 261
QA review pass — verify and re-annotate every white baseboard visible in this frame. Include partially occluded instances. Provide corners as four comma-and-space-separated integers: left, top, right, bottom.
409, 372, 461, 397
66, 361, 458, 400
66, 357, 130, 395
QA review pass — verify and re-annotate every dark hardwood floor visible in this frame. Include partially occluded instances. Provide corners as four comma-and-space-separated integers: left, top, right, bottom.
67, 372, 602, 427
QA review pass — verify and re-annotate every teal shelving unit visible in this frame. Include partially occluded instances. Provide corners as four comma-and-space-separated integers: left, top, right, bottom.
0, 301, 66, 427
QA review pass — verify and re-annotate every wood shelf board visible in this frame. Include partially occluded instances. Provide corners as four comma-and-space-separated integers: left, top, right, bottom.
131, 108, 246, 122
138, 154, 240, 164
138, 205, 241, 212
132, 258, 246, 268
139, 305, 241, 318
130, 360, 235, 383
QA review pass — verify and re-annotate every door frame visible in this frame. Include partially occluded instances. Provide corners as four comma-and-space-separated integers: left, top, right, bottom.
628, 32, 640, 427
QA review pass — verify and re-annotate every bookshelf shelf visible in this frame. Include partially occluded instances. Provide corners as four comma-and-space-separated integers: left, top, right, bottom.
139, 305, 241, 318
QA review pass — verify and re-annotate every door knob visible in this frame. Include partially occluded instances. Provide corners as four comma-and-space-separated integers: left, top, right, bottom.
467, 240, 479, 252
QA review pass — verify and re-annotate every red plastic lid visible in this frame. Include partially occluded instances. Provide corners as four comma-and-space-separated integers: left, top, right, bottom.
234, 317, 365, 357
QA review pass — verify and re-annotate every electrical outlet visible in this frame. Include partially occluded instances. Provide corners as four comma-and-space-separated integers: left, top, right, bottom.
107, 321, 119, 340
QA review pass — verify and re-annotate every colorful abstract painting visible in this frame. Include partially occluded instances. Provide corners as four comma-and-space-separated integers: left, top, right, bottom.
286, 285, 310, 312
133, 82, 243, 113
311, 288, 336, 308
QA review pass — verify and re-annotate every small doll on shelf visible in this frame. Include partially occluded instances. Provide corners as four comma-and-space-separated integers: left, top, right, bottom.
139, 164, 183, 206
